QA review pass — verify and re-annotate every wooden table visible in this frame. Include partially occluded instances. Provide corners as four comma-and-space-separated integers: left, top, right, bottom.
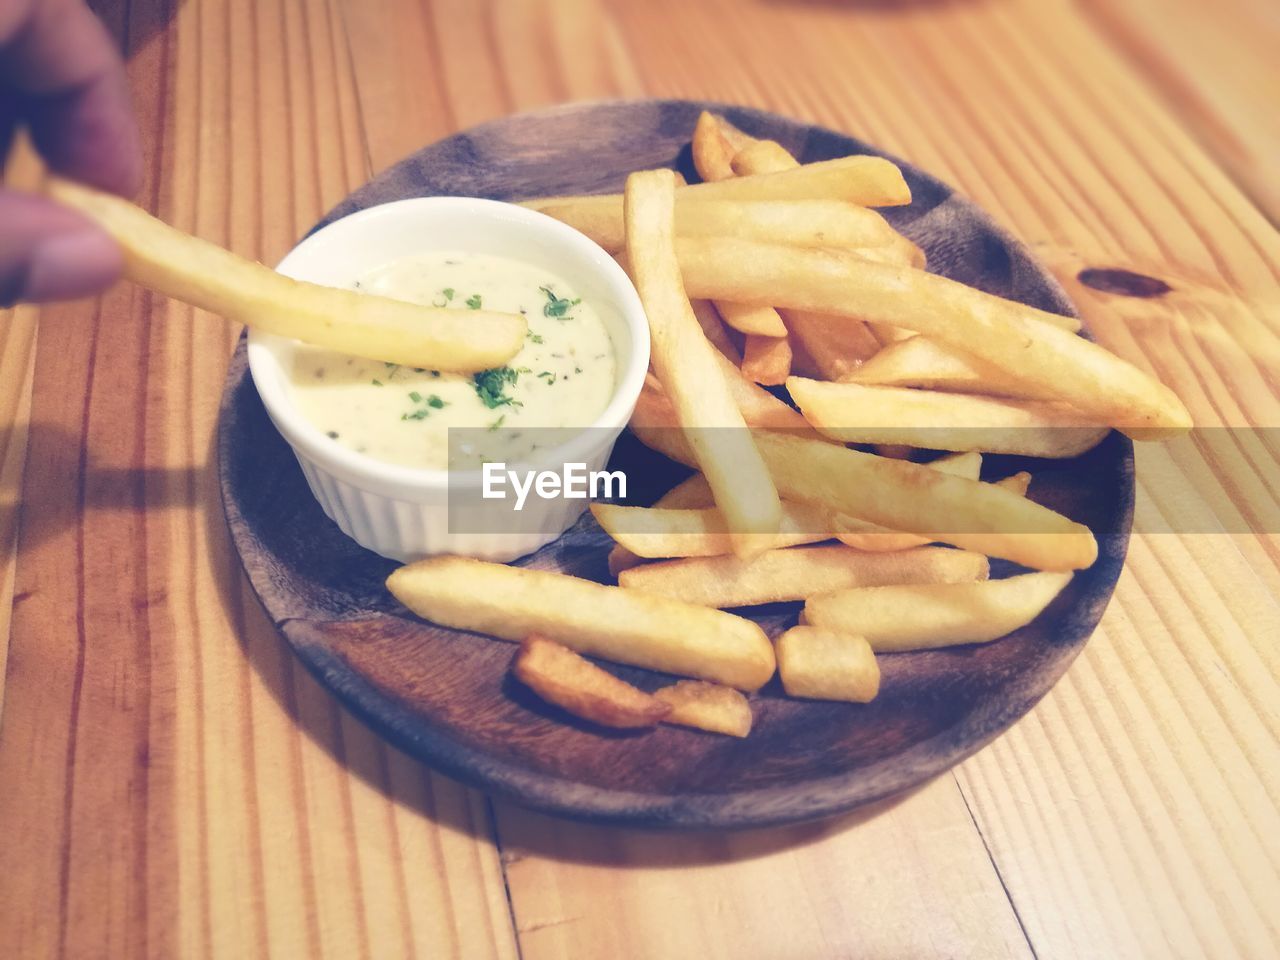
2, 0, 1277, 956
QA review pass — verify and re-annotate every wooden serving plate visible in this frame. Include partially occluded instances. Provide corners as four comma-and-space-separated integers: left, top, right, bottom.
218, 100, 1133, 829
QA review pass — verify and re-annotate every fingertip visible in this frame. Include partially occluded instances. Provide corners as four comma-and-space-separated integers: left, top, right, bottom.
20, 226, 124, 303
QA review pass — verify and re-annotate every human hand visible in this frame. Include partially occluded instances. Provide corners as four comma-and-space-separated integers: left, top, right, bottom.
1, 0, 141, 306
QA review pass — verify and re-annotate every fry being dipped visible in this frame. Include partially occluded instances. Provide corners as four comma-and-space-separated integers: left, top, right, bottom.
47, 178, 527, 371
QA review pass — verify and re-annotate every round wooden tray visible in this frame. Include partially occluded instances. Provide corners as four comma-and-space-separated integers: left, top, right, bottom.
218, 99, 1133, 829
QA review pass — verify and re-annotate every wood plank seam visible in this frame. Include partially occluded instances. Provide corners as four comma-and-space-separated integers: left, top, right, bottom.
954, 772, 1042, 960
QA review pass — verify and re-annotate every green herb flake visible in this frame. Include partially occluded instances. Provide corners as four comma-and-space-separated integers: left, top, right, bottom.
465, 293, 483, 310
432, 288, 456, 307
537, 371, 557, 385
472, 366, 521, 409
540, 285, 581, 319
427, 395, 445, 409
527, 333, 544, 344
371, 379, 384, 387
409, 391, 423, 403
488, 414, 506, 432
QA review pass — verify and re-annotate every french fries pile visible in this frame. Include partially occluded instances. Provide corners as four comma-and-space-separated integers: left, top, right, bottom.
387, 113, 1190, 738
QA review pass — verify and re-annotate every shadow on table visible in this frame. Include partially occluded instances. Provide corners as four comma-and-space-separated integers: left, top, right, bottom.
2, 422, 205, 553
489, 784, 925, 868
89, 0, 187, 61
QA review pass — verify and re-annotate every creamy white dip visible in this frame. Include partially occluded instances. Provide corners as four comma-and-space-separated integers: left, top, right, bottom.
288, 252, 617, 470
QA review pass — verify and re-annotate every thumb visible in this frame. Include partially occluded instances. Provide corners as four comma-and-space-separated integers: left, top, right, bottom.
0, 190, 123, 306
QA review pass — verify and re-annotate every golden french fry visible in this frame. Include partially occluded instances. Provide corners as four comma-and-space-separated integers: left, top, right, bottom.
626, 407, 1098, 572
591, 501, 833, 559
717, 301, 788, 337
642, 358, 815, 435
741, 334, 792, 385
650, 355, 808, 435
618, 545, 989, 607
387, 557, 776, 690
782, 309, 882, 381
513, 635, 670, 728
775, 627, 880, 703
653, 680, 753, 737
869, 323, 916, 344
47, 178, 526, 371
689, 298, 742, 363
729, 140, 924, 266
803, 572, 1074, 650
844, 334, 1058, 399
833, 451, 981, 551
731, 139, 803, 176
674, 237, 1189, 434
788, 378, 1111, 458
527, 154, 912, 213
834, 460, 1037, 552
538, 197, 915, 255
606, 474, 716, 578
692, 110, 738, 182
998, 471, 1033, 497
650, 473, 716, 509
625, 170, 781, 551
709, 114, 759, 154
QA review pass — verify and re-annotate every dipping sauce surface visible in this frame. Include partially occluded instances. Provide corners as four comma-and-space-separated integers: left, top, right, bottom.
288, 252, 617, 470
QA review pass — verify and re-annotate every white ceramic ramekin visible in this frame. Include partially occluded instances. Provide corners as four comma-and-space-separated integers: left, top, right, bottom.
247, 197, 650, 563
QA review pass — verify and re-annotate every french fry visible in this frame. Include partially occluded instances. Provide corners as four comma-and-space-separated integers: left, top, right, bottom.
783, 310, 882, 381
674, 237, 1189, 434
731, 139, 804, 176
625, 170, 782, 552
844, 334, 1059, 399
998, 471, 1033, 497
775, 627, 880, 702
834, 462, 1035, 552
618, 545, 989, 607
606, 473, 716, 578
626, 408, 1098, 572
526, 153, 912, 212
869, 323, 916, 344
591, 501, 833, 559
717, 301, 788, 337
788, 378, 1111, 458
727, 138, 920, 378
641, 357, 815, 435
539, 197, 916, 255
649, 473, 716, 509
803, 572, 1074, 650
653, 680, 753, 737
513, 636, 670, 728
690, 298, 742, 363
740, 334, 792, 385
692, 110, 738, 182
47, 178, 527, 371
387, 557, 776, 690
708, 114, 759, 154
730, 139, 924, 267
834, 451, 979, 551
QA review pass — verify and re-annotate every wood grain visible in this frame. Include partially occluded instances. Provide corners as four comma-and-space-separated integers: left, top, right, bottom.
1078, 0, 1280, 224
0, 0, 1276, 957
